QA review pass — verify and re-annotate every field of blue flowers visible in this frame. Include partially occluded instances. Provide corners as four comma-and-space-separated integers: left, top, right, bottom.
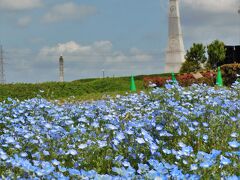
0, 81, 239, 179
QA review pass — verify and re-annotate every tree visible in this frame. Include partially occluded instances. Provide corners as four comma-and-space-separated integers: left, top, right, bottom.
206, 40, 226, 69
180, 60, 202, 73
180, 43, 206, 73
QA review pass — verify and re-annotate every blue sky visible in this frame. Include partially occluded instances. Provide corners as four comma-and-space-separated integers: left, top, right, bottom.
0, 0, 239, 83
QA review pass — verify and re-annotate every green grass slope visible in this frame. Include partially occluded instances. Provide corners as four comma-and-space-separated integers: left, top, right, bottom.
0, 73, 172, 101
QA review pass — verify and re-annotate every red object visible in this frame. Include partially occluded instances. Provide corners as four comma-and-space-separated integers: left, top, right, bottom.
143, 71, 217, 87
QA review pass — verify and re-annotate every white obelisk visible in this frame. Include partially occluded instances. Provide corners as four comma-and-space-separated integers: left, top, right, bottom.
165, 0, 185, 73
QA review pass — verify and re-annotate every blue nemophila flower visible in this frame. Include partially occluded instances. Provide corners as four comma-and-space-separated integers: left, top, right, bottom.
52, 159, 60, 166
116, 132, 125, 141
162, 149, 171, 155
78, 144, 88, 149
0, 153, 8, 160
182, 146, 193, 156
67, 149, 78, 155
20, 152, 28, 158
192, 121, 199, 126
78, 117, 88, 123
230, 133, 238, 138
122, 161, 130, 167
200, 161, 213, 168
106, 124, 118, 130
137, 163, 149, 174
65, 120, 74, 126
125, 129, 134, 135
159, 131, 173, 137
5, 136, 15, 144
178, 142, 186, 148
112, 167, 126, 176
228, 141, 239, 148
68, 168, 81, 176
136, 137, 145, 144
230, 117, 237, 122
203, 135, 208, 142
150, 143, 158, 153
43, 150, 50, 156
190, 164, 198, 171
98, 140, 107, 148
220, 155, 231, 165
114, 155, 124, 162
58, 166, 67, 172
45, 123, 52, 129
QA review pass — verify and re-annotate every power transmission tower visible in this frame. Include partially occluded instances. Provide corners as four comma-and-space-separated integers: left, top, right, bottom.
0, 45, 6, 84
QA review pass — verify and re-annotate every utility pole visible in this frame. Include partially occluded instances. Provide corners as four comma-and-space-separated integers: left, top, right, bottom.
0, 45, 5, 84
238, 6, 240, 44
102, 69, 105, 78
59, 55, 64, 82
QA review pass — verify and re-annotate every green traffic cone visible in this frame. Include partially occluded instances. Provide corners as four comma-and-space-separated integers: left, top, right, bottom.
171, 72, 177, 83
216, 67, 223, 87
130, 75, 136, 92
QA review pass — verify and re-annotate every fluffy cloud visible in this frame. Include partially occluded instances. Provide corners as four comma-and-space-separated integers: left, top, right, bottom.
17, 16, 32, 27
0, 0, 42, 10
34, 41, 159, 81
43, 2, 97, 23
39, 41, 152, 63
182, 0, 238, 14
40, 41, 112, 57
5, 41, 160, 82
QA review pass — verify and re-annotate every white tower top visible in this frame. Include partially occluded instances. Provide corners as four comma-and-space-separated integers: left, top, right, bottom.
165, 0, 185, 73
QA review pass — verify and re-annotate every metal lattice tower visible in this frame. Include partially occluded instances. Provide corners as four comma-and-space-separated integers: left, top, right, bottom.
165, 0, 185, 73
59, 55, 64, 82
0, 45, 5, 84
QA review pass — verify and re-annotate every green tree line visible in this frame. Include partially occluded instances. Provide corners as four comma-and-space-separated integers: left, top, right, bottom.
180, 40, 226, 73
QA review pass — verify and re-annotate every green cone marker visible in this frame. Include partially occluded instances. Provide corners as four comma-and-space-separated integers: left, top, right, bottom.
130, 75, 136, 92
216, 67, 223, 87
171, 72, 177, 83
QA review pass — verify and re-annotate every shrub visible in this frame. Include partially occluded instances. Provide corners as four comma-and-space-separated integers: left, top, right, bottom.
220, 63, 240, 86
144, 71, 216, 87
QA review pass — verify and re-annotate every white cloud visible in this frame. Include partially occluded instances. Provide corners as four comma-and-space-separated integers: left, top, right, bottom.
17, 16, 32, 27
34, 41, 157, 81
39, 41, 152, 63
43, 2, 96, 23
0, 0, 42, 10
182, 0, 238, 14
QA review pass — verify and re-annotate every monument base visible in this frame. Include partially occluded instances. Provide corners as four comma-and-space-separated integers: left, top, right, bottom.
165, 50, 185, 73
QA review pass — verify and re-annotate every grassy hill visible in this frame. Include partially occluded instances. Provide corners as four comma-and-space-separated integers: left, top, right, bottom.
0, 73, 172, 101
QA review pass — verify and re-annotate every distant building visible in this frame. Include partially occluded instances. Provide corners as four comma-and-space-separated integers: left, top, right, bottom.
224, 45, 240, 64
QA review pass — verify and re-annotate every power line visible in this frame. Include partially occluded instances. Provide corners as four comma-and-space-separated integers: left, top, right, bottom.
0, 45, 6, 84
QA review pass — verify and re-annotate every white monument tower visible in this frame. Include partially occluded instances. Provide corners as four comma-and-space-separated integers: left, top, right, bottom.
59, 55, 64, 82
165, 0, 185, 73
